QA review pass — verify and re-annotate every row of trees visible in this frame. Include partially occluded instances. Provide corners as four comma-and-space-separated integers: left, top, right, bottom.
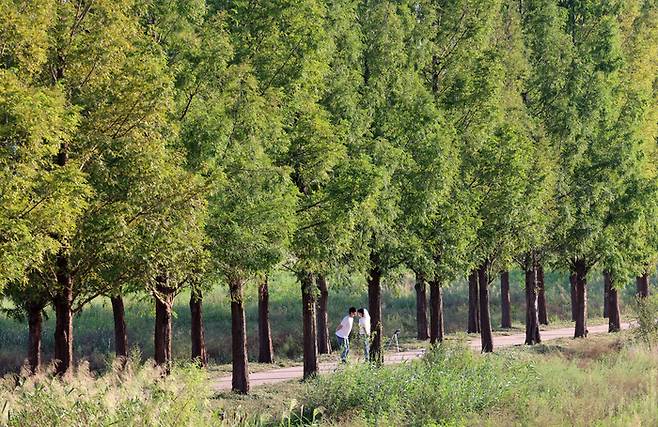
1, 0, 656, 393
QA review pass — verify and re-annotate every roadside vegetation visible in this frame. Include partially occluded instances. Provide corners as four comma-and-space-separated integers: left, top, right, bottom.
3, 330, 658, 427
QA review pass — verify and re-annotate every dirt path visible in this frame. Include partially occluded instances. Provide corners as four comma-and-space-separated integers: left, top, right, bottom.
212, 322, 630, 391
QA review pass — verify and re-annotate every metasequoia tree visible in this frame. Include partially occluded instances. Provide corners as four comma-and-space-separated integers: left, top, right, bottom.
205, 70, 297, 394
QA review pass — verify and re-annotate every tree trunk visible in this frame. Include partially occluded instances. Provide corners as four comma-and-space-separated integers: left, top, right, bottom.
537, 263, 548, 325
636, 273, 649, 298
154, 277, 174, 372
429, 279, 444, 344
300, 271, 318, 379
467, 270, 480, 333
603, 272, 610, 318
524, 256, 541, 345
573, 260, 588, 338
570, 272, 577, 322
190, 290, 208, 367
111, 295, 128, 359
230, 279, 249, 394
415, 272, 430, 340
478, 262, 494, 353
53, 254, 73, 376
316, 275, 332, 354
500, 271, 512, 329
258, 277, 274, 363
605, 271, 621, 332
368, 253, 384, 364
27, 303, 42, 374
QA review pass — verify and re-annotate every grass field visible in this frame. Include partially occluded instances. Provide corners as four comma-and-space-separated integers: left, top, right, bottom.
3, 331, 658, 426
0, 269, 643, 374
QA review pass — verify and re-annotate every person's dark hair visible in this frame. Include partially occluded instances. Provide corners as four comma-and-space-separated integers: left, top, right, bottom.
357, 308, 365, 315
349, 307, 357, 314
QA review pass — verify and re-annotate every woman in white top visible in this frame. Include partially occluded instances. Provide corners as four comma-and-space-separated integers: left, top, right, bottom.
357, 308, 371, 362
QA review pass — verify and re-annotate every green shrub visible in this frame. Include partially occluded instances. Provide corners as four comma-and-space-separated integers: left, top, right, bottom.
631, 294, 658, 349
304, 342, 535, 426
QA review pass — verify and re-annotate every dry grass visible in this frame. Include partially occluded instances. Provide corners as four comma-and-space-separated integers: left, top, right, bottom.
0, 358, 215, 427
479, 332, 658, 426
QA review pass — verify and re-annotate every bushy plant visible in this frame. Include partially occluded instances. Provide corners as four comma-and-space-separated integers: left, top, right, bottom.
304, 342, 535, 425
631, 294, 658, 349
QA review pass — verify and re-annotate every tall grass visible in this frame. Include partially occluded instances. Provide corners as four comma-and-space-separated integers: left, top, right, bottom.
304, 337, 658, 426
3, 334, 658, 426
631, 294, 658, 349
0, 358, 214, 426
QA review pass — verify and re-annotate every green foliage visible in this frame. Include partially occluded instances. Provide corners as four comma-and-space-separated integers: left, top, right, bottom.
0, 70, 87, 290
0, 0, 657, 404
205, 70, 298, 282
523, 0, 658, 277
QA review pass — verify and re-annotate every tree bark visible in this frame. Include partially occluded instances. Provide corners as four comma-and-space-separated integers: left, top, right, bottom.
570, 272, 577, 322
524, 256, 541, 345
368, 253, 384, 364
53, 254, 73, 376
27, 303, 43, 374
300, 271, 318, 379
415, 272, 430, 340
500, 271, 512, 329
478, 262, 493, 353
605, 271, 621, 333
316, 275, 332, 354
573, 260, 588, 338
258, 277, 274, 363
467, 270, 480, 333
537, 263, 548, 325
190, 290, 208, 367
230, 278, 249, 393
111, 295, 128, 359
429, 279, 444, 344
154, 276, 174, 372
636, 273, 649, 298
603, 272, 610, 318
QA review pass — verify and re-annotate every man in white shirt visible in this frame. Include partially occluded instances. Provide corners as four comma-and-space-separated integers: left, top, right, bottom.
335, 307, 357, 363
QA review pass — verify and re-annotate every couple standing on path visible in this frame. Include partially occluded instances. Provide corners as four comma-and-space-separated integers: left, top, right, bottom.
335, 307, 371, 363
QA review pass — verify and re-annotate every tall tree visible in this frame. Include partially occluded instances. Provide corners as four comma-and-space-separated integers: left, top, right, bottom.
204, 69, 297, 393
153, 1, 233, 368
217, 0, 365, 379
353, 0, 457, 361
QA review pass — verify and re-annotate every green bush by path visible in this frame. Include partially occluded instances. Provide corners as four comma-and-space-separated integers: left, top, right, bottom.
304, 343, 535, 426
302, 335, 658, 426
